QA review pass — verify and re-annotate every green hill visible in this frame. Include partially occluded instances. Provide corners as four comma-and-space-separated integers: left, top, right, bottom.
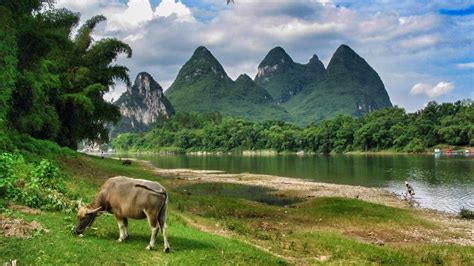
255, 46, 327, 103
163, 44, 392, 126
283, 45, 393, 125
165, 46, 290, 121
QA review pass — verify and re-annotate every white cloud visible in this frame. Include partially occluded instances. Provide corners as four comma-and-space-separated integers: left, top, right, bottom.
410, 82, 455, 98
154, 0, 195, 22
108, 0, 153, 30
457, 62, 474, 69
56, 0, 100, 10
400, 34, 439, 49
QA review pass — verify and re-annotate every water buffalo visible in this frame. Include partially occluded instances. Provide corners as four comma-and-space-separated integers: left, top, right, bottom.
122, 159, 132, 166
74, 176, 170, 252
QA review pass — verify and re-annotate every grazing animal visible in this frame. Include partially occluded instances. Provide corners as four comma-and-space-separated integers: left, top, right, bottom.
122, 159, 132, 166
74, 176, 170, 252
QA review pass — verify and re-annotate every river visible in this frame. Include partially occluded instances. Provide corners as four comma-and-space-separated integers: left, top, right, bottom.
123, 153, 473, 213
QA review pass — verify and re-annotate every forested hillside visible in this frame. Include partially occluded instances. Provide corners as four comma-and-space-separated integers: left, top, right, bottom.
165, 46, 290, 122
165, 44, 392, 125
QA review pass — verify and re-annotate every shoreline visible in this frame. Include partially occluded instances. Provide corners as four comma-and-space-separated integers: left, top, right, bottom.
100, 150, 437, 156
94, 146, 474, 157
104, 145, 473, 156
138, 161, 473, 246
116, 156, 470, 215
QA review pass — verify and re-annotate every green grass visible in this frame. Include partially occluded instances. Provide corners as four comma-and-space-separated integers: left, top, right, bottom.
1, 156, 284, 265
174, 183, 302, 206
291, 231, 473, 265
0, 211, 284, 265
292, 197, 435, 227
2, 154, 473, 265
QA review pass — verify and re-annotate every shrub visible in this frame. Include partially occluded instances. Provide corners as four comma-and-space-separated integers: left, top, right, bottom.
0, 153, 21, 198
30, 159, 65, 192
0, 152, 73, 211
460, 208, 474, 219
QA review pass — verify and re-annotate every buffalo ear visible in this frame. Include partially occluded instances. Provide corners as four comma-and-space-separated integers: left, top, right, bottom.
86, 207, 102, 214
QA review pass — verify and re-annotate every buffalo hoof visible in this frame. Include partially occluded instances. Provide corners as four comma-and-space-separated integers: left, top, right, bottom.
146, 245, 154, 250
164, 247, 170, 253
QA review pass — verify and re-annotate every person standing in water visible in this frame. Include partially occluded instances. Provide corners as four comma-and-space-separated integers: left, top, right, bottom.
404, 181, 415, 200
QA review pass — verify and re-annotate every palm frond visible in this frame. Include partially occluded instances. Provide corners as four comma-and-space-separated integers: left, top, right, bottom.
74, 15, 106, 52
107, 65, 131, 86
84, 38, 132, 66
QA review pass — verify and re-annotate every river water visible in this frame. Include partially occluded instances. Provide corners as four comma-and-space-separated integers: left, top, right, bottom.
125, 153, 473, 213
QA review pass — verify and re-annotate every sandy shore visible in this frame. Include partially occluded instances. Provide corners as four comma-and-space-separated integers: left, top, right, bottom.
153, 167, 407, 208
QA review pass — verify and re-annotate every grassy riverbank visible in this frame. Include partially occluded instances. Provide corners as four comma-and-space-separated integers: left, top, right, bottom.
1, 155, 473, 264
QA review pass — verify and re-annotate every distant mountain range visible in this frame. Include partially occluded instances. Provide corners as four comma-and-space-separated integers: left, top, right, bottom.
113, 44, 392, 133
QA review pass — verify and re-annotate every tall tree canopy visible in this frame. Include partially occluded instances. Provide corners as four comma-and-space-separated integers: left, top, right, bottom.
0, 0, 131, 149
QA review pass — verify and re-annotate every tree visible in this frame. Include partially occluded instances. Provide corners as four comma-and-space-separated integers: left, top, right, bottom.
437, 102, 474, 145
54, 15, 131, 148
2, 1, 131, 149
0, 5, 17, 129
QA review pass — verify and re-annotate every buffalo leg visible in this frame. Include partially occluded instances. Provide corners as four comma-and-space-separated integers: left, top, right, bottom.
158, 204, 170, 253
116, 217, 128, 242
123, 218, 129, 239
145, 210, 159, 250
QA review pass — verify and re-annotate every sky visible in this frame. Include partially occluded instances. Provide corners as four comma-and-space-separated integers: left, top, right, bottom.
55, 0, 474, 112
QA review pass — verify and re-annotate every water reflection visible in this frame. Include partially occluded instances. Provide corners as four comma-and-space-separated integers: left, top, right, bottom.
127, 154, 473, 213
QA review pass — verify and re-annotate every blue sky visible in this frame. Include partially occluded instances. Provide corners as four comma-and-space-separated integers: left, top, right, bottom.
56, 0, 473, 111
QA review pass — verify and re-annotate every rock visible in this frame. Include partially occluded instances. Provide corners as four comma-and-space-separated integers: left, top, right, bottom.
112, 72, 174, 136
375, 240, 384, 246
316, 255, 330, 262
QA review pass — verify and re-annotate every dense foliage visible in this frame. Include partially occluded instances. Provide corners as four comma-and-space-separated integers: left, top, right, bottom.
0, 152, 74, 211
0, 1, 131, 149
112, 100, 473, 153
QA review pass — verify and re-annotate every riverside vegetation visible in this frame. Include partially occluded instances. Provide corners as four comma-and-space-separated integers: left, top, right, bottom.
112, 100, 473, 154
